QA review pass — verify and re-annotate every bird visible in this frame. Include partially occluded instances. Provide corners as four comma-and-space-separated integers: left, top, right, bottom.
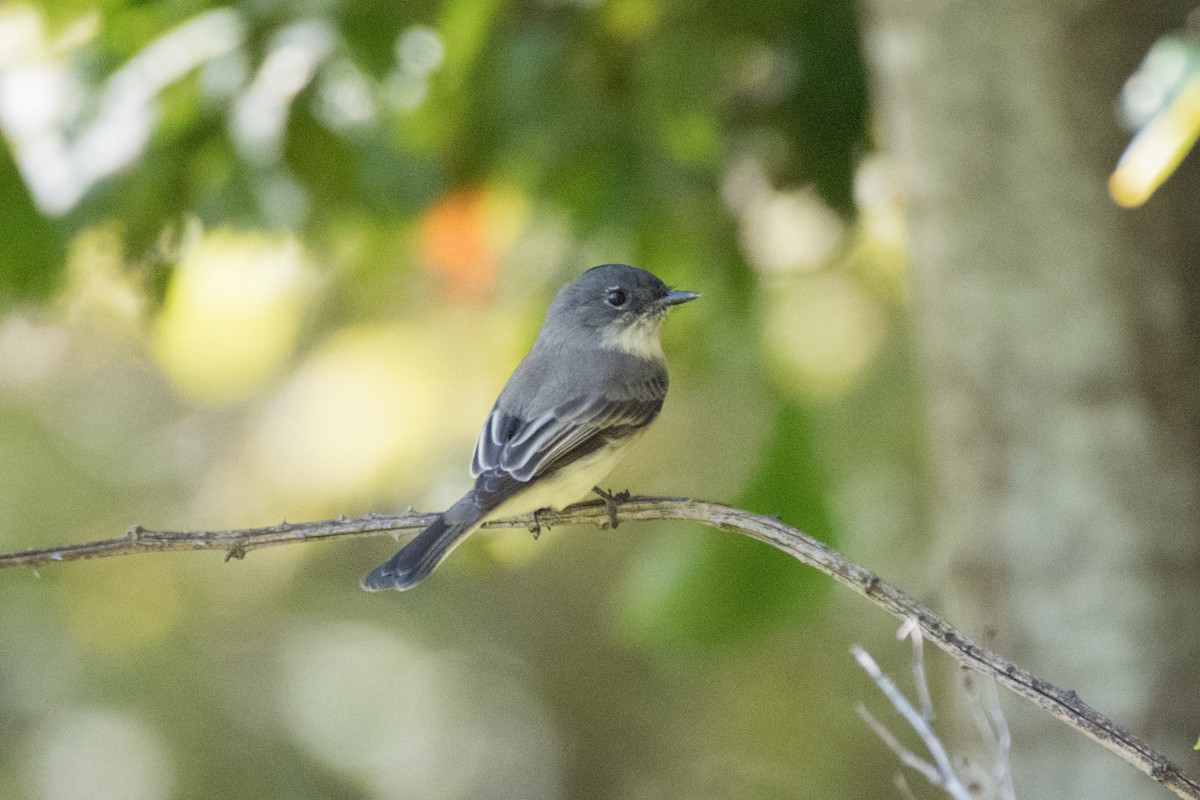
362, 263, 699, 591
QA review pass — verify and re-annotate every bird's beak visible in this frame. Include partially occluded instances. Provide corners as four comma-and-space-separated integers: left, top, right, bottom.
660, 290, 701, 307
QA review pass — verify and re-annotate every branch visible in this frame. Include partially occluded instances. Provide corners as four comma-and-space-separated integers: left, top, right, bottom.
963, 650, 1018, 800
853, 645, 972, 800
896, 617, 935, 722
855, 704, 946, 788
2, 496, 1197, 799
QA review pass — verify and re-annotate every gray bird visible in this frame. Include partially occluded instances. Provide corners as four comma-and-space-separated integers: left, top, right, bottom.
362, 264, 699, 591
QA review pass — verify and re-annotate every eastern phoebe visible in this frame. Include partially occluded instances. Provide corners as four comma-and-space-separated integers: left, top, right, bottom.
362, 264, 699, 591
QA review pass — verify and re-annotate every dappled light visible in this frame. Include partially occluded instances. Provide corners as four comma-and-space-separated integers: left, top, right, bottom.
760, 272, 887, 402
0, 6, 244, 214
251, 324, 454, 500
153, 228, 315, 403
25, 709, 175, 800
725, 156, 846, 273
384, 24, 446, 111
0, 313, 68, 388
279, 622, 563, 800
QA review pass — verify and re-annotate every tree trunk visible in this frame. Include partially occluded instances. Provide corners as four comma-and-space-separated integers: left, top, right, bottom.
858, 1, 1200, 796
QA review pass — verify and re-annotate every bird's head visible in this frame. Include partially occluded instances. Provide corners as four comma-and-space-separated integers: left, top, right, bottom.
542, 264, 700, 360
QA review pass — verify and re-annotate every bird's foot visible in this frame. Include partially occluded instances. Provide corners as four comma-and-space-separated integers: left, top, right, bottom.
528, 508, 552, 541
592, 486, 631, 529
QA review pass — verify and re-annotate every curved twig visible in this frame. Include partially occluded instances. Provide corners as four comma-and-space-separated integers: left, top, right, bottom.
1, 496, 1196, 799
853, 644, 972, 800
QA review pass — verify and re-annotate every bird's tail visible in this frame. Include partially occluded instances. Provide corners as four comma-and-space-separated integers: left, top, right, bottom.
361, 496, 484, 591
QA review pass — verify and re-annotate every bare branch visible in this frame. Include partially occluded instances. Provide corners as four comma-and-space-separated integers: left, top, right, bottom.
965, 669, 1017, 800
853, 645, 973, 800
894, 773, 919, 800
898, 617, 935, 723
856, 703, 943, 786
0, 511, 440, 569
1, 496, 1197, 799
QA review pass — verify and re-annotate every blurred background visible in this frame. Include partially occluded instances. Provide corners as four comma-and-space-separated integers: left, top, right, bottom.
0, 0, 1198, 798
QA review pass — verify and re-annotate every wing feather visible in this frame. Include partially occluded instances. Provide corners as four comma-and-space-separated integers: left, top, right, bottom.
469, 375, 666, 487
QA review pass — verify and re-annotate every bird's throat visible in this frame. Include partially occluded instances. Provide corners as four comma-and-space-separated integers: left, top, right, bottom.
599, 315, 665, 361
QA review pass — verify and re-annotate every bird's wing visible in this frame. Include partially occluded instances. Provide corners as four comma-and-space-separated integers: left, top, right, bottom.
470, 376, 666, 485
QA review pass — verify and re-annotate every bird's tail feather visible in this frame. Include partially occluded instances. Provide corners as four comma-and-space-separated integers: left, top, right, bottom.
362, 498, 483, 591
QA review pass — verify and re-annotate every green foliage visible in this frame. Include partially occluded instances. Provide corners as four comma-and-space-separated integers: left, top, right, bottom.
0, 142, 64, 302
0, 0, 866, 303
616, 400, 834, 656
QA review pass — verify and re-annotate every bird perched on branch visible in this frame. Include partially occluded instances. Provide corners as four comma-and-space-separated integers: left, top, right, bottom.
362, 263, 699, 591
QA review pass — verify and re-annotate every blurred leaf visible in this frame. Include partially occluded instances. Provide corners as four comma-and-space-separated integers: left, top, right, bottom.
0, 141, 65, 303
286, 104, 361, 212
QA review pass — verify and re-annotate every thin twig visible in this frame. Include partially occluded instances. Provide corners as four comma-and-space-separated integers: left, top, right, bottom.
987, 683, 1017, 800
853, 645, 973, 800
965, 670, 1017, 800
898, 617, 935, 722
894, 773, 919, 800
856, 703, 943, 785
1, 496, 1197, 799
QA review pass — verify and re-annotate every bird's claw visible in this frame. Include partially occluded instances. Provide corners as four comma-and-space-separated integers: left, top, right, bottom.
529, 508, 550, 540
592, 486, 630, 529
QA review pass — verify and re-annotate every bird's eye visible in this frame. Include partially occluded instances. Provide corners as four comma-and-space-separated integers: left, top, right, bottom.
605, 288, 627, 308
